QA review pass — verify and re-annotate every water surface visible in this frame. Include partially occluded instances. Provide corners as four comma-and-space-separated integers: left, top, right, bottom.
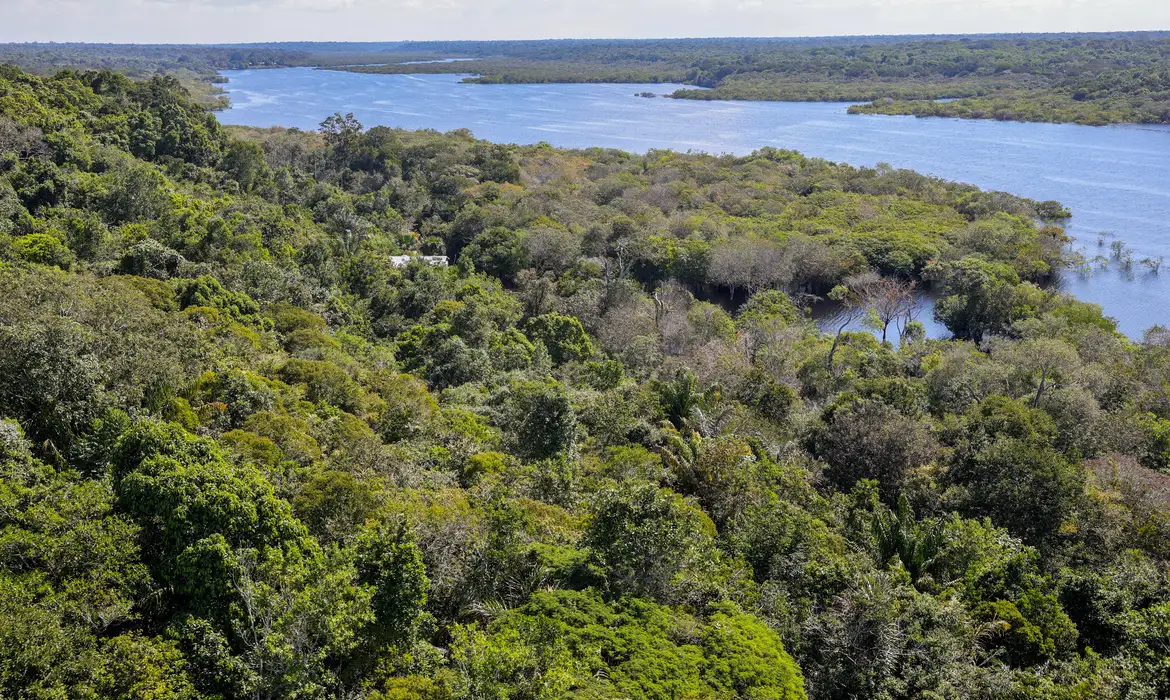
220, 68, 1170, 338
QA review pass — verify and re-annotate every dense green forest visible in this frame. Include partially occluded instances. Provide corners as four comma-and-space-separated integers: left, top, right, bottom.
325, 34, 1170, 125
6, 62, 1170, 699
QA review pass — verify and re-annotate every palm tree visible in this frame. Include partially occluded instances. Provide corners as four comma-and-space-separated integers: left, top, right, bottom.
659, 369, 703, 430
658, 369, 728, 435
871, 494, 945, 584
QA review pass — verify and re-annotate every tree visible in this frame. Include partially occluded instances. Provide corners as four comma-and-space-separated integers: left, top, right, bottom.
471, 142, 521, 184
174, 275, 261, 320
708, 238, 793, 299
862, 277, 918, 344
584, 482, 738, 606
702, 602, 807, 700
516, 269, 558, 317
927, 257, 1042, 342
12, 231, 74, 268
737, 289, 803, 329
427, 336, 491, 389
119, 239, 187, 280
293, 470, 382, 546
0, 420, 175, 699
0, 271, 191, 461
446, 622, 579, 700
522, 313, 595, 365
449, 590, 806, 700
976, 590, 1078, 667
1120, 602, 1170, 696
130, 74, 226, 165
353, 517, 430, 650
461, 227, 529, 282
813, 401, 939, 503
658, 368, 706, 430
992, 337, 1080, 408
96, 634, 201, 700
501, 380, 578, 460
320, 112, 363, 159
221, 139, 270, 193
100, 160, 170, 225
370, 373, 439, 443
660, 431, 760, 528
111, 420, 373, 698
950, 436, 1084, 547
801, 570, 1001, 700
824, 280, 871, 370
524, 226, 580, 274
870, 493, 945, 583
277, 358, 362, 412
737, 289, 806, 361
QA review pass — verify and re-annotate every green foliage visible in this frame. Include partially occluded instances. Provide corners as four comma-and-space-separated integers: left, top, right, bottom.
737, 289, 803, 329
354, 517, 430, 648
173, 275, 261, 320
813, 401, 939, 503
952, 436, 1085, 547
1121, 601, 1170, 696
278, 358, 361, 412
702, 602, 807, 700
977, 590, 1078, 667
12, 231, 74, 268
658, 368, 706, 430
449, 590, 805, 700
119, 239, 187, 279
928, 257, 1036, 341
0, 269, 192, 459
584, 482, 741, 606
460, 226, 529, 281
370, 373, 439, 443
111, 421, 306, 592
499, 379, 579, 460
1137, 413, 1170, 472
522, 313, 595, 365
1, 59, 1169, 699
112, 420, 374, 697
293, 470, 381, 545
871, 493, 945, 584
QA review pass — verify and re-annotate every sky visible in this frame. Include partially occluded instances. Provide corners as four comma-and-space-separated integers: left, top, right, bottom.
2, 0, 1169, 44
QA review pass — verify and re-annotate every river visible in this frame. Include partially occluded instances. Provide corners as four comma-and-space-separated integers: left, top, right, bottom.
219, 67, 1170, 338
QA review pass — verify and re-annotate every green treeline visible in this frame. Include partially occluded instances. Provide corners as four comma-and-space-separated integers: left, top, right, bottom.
5, 63, 1170, 699
0, 44, 308, 110
0, 43, 304, 76
7, 35, 1170, 125
325, 34, 1170, 125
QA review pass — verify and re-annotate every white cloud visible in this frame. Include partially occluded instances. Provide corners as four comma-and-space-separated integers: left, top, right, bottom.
145, 0, 358, 8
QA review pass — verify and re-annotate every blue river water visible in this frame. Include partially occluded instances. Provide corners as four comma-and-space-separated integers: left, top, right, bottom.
219, 67, 1170, 338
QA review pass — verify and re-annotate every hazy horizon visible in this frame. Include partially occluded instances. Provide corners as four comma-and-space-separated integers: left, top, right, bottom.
6, 30, 1170, 48
3, 0, 1169, 45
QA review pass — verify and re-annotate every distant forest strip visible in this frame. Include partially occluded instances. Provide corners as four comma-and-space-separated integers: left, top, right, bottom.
0, 43, 310, 108
322, 34, 1170, 126
0, 43, 308, 76
4, 34, 1170, 124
